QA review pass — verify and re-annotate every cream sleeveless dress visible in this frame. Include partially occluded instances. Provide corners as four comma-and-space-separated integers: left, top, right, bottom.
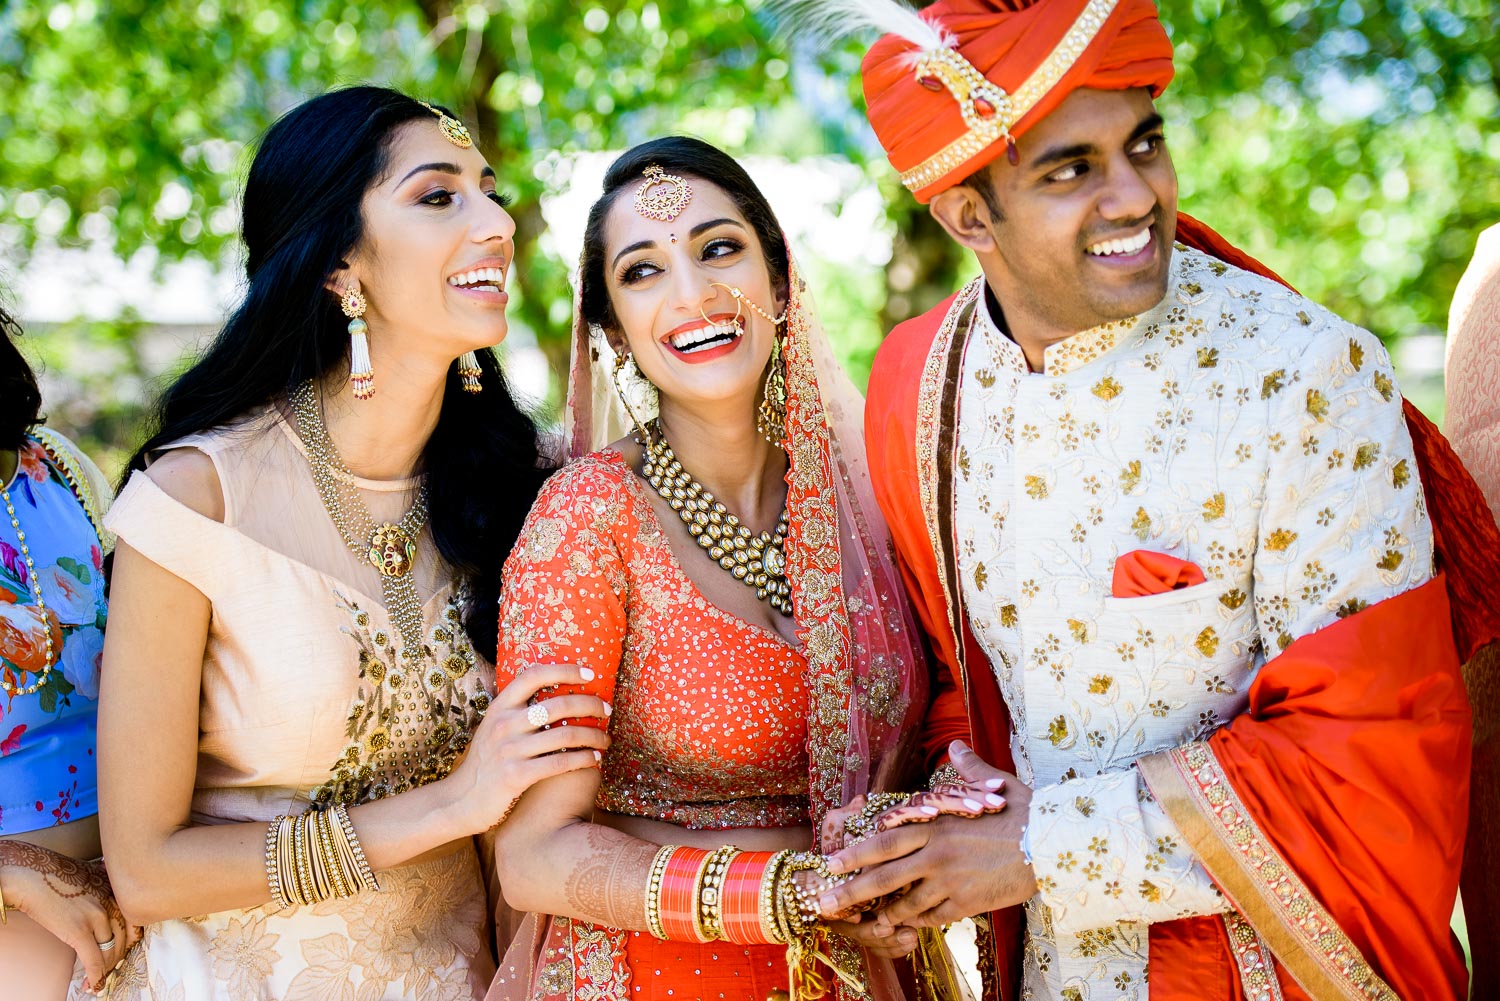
93, 407, 496, 1001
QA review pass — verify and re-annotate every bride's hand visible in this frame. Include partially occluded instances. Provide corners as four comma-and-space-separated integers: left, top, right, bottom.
442, 663, 610, 834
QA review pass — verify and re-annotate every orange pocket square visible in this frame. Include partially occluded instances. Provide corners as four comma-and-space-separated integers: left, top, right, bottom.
1112, 550, 1207, 598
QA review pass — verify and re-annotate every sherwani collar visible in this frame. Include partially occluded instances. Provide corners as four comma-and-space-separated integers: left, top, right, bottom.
978, 251, 1182, 376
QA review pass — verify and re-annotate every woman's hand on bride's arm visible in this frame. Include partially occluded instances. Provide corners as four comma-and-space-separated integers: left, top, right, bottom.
438, 663, 611, 836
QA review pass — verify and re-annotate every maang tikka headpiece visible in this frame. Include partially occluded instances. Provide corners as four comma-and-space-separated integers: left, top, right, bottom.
634, 164, 693, 221
417, 100, 473, 149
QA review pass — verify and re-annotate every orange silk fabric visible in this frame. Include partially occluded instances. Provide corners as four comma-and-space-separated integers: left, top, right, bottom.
496, 450, 811, 831
861, 0, 1175, 202
1110, 550, 1207, 597
1153, 577, 1471, 1000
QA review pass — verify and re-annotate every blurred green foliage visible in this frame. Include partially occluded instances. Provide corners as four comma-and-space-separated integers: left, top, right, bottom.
1, 0, 1496, 462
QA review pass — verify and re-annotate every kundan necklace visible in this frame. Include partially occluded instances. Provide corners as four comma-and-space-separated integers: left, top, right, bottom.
291, 381, 430, 653
640, 419, 792, 616
1, 468, 56, 697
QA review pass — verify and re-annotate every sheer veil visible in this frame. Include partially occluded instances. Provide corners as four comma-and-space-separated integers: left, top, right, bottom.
492, 247, 933, 1001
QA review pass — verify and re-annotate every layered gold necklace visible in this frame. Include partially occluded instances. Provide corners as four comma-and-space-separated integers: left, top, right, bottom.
640, 419, 792, 616
290, 381, 429, 653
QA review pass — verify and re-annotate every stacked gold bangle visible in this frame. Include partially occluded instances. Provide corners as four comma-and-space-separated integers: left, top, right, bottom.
642, 845, 844, 946
264, 804, 379, 909
696, 845, 740, 942
644, 843, 676, 939
758, 849, 794, 944
774, 852, 834, 948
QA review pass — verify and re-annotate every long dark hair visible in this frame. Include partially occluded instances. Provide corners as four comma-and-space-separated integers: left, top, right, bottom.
579, 137, 790, 334
0, 303, 42, 450
123, 85, 550, 661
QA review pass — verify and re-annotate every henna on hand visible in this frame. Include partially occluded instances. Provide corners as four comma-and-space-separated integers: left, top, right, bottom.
0, 840, 121, 925
561, 825, 659, 929
872, 786, 1007, 834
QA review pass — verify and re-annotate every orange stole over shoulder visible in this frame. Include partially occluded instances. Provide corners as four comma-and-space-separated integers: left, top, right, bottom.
864, 215, 1494, 1000
864, 283, 1025, 1000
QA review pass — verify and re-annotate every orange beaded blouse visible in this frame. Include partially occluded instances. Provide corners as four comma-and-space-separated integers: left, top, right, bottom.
497, 449, 811, 830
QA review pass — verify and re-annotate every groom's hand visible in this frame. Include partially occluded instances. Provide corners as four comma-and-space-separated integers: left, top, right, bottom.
817, 742, 1037, 930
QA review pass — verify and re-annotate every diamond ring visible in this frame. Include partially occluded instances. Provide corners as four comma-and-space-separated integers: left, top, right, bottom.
526, 703, 549, 729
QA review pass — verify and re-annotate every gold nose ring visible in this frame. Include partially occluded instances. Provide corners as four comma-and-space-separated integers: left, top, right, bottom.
700, 284, 745, 329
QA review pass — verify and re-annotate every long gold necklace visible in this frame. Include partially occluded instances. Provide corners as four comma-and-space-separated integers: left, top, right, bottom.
290, 382, 430, 653
640, 419, 792, 616
1, 467, 56, 697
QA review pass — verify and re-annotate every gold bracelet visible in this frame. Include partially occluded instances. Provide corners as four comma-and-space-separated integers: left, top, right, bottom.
281, 816, 302, 906
292, 813, 315, 905
265, 814, 291, 909
322, 805, 353, 894
759, 849, 792, 945
697, 846, 739, 943
317, 809, 352, 899
0, 868, 9, 925
308, 811, 334, 903
777, 852, 839, 942
645, 844, 676, 940
334, 804, 379, 892
689, 850, 715, 943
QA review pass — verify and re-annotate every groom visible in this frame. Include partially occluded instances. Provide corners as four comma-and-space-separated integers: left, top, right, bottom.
807, 0, 1497, 998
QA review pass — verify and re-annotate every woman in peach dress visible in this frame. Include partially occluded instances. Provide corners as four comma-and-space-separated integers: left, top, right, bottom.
92, 87, 607, 1000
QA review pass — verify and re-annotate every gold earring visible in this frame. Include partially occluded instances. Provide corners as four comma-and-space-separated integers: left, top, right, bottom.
613, 352, 660, 437
457, 351, 483, 394
341, 286, 374, 400
757, 332, 787, 444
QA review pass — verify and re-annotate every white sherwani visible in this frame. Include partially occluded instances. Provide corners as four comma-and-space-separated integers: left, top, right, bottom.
950, 246, 1433, 998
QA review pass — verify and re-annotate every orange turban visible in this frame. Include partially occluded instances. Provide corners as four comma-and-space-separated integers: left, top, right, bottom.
861, 0, 1175, 202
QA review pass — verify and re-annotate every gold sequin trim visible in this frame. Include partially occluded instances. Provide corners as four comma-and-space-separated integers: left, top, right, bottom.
899, 0, 1123, 192
1225, 911, 1287, 1001
917, 280, 982, 544
1142, 743, 1399, 1001
31, 427, 113, 552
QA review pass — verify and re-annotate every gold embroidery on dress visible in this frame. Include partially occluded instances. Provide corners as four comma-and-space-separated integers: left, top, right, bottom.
312, 592, 489, 806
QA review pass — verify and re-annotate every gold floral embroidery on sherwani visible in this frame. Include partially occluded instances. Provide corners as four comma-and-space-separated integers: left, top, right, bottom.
930, 246, 1433, 1000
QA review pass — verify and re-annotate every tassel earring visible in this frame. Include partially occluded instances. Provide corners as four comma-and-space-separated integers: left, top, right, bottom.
457, 350, 483, 394
756, 333, 787, 444
341, 286, 374, 400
